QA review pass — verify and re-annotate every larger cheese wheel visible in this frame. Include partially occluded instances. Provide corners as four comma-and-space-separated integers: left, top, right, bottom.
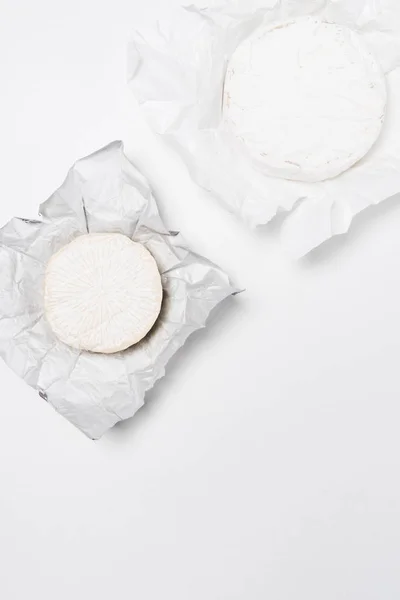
223, 17, 387, 182
44, 233, 163, 354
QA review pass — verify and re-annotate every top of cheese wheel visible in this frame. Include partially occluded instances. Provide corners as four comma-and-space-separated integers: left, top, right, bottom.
223, 17, 387, 183
44, 233, 163, 354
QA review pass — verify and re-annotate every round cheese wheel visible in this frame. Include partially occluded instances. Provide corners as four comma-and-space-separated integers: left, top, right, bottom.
223, 17, 387, 182
44, 233, 163, 354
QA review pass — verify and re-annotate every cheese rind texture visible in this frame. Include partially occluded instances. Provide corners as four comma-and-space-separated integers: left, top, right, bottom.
44, 234, 163, 354
223, 17, 387, 183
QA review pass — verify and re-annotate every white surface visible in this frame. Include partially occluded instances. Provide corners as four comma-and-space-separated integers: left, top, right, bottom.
45, 233, 163, 353
1, 1, 400, 599
224, 17, 387, 182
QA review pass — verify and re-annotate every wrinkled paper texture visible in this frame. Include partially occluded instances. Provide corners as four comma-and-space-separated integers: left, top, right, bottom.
0, 142, 236, 439
129, 0, 400, 257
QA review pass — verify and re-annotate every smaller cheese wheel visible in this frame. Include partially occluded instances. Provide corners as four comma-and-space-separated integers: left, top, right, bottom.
44, 233, 163, 354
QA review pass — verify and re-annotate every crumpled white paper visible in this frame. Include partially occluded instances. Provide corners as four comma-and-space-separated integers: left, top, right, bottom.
128, 0, 400, 257
0, 142, 236, 439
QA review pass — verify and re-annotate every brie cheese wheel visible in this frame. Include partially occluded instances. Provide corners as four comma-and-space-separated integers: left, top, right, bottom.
44, 233, 163, 354
223, 17, 387, 183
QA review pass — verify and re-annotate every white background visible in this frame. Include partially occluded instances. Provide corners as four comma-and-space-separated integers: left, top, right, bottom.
1, 1, 400, 598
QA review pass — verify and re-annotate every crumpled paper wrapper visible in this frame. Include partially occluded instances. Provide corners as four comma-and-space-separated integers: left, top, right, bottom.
0, 142, 236, 439
128, 0, 400, 257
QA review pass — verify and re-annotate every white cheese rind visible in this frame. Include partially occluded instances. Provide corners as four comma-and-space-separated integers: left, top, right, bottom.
223, 17, 387, 183
44, 233, 163, 354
